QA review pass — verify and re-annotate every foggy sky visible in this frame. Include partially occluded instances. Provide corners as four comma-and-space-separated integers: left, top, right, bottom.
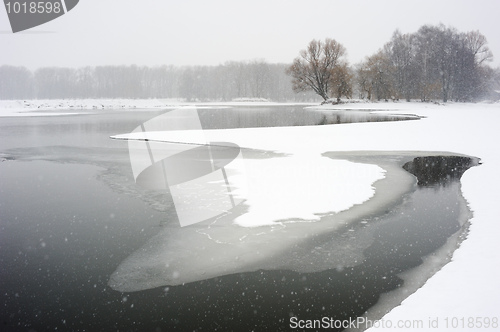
1, 0, 499, 69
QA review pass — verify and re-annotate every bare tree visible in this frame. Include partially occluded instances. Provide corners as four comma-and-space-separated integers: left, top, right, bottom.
330, 63, 353, 102
354, 62, 372, 100
385, 30, 417, 101
356, 51, 394, 101
463, 30, 493, 65
286, 38, 347, 100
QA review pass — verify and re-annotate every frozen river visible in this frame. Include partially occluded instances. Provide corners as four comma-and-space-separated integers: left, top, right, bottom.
0, 105, 487, 331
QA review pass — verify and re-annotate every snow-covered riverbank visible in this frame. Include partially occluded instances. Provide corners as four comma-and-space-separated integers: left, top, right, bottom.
0, 98, 316, 117
0, 99, 175, 116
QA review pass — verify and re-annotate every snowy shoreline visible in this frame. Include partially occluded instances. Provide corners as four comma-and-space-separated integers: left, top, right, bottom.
0, 98, 317, 117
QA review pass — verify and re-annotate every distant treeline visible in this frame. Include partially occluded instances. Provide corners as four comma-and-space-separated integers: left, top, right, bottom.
1, 24, 499, 102
0, 61, 320, 102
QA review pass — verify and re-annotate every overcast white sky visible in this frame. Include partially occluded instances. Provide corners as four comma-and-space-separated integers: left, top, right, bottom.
1, 0, 499, 69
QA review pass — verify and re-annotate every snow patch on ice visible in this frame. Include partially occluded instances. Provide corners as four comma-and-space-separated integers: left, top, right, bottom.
232, 155, 385, 227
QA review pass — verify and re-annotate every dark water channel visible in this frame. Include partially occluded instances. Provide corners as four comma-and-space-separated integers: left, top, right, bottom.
0, 107, 475, 331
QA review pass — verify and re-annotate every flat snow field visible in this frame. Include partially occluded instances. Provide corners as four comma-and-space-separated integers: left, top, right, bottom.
2, 100, 499, 330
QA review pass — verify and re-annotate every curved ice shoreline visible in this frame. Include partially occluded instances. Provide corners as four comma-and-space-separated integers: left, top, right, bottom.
108, 151, 421, 292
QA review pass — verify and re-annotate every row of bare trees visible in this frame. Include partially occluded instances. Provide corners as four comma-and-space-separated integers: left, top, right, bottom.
287, 24, 499, 102
0, 61, 319, 101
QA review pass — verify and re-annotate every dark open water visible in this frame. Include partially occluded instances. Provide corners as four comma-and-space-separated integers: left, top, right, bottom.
0, 106, 476, 331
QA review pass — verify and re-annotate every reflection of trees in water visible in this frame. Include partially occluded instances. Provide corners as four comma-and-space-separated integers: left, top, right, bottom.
317, 112, 420, 125
403, 156, 480, 187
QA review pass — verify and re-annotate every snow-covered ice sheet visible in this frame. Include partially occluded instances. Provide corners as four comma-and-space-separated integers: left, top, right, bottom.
108, 151, 389, 291
109, 102, 500, 328
113, 129, 386, 228
109, 123, 390, 291
232, 155, 385, 227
